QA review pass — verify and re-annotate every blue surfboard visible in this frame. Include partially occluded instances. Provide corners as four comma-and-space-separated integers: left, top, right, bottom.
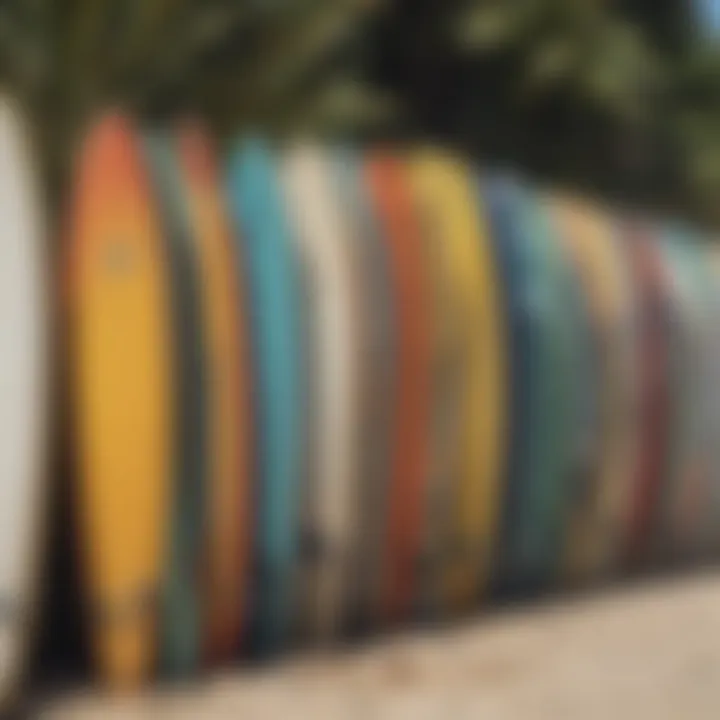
483, 176, 581, 593
481, 175, 540, 594
513, 186, 577, 588
225, 139, 303, 655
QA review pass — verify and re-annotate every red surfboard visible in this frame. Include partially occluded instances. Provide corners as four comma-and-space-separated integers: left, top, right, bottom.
622, 223, 672, 568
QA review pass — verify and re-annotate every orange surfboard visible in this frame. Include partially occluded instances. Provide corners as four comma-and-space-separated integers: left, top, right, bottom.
175, 123, 251, 663
67, 113, 173, 687
364, 153, 432, 623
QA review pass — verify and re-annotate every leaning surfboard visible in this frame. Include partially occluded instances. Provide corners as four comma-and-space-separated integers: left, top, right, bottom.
530, 192, 600, 587
0, 96, 49, 707
482, 175, 540, 595
703, 244, 720, 555
144, 134, 208, 678
175, 123, 251, 664
621, 223, 672, 568
364, 153, 432, 624
281, 145, 359, 642
545, 199, 604, 585
591, 210, 639, 578
514, 188, 577, 589
411, 153, 507, 614
680, 238, 718, 559
656, 231, 714, 563
68, 113, 172, 687
331, 149, 397, 635
406, 152, 465, 620
226, 139, 303, 655
484, 176, 576, 592
550, 198, 639, 582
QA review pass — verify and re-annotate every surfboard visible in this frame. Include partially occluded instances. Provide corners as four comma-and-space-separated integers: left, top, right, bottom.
445, 160, 508, 610
656, 231, 714, 562
68, 113, 172, 687
542, 195, 603, 587
225, 139, 302, 654
410, 153, 507, 615
654, 233, 693, 561
704, 243, 720, 556
364, 152, 432, 624
514, 188, 578, 588
482, 175, 542, 595
550, 199, 639, 581
647, 234, 686, 564
549, 197, 621, 582
597, 216, 641, 577
0, 96, 49, 707
621, 223, 672, 568
406, 152, 464, 620
175, 123, 251, 663
143, 133, 208, 678
682, 239, 719, 558
280, 145, 359, 642
331, 149, 396, 635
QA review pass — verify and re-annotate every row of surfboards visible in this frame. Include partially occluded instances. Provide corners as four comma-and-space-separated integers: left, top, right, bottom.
0, 93, 719, 704
67, 112, 720, 690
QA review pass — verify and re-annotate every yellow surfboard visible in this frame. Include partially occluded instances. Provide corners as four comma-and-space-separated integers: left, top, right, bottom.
67, 113, 173, 687
409, 151, 507, 612
175, 123, 250, 663
407, 152, 464, 618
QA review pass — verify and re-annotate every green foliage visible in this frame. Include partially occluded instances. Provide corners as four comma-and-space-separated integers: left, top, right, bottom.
450, 0, 664, 123
0, 0, 717, 223
668, 44, 720, 218
0, 0, 389, 192
371, 0, 720, 224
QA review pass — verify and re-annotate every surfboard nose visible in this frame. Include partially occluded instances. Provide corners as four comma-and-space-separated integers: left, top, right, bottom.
79, 114, 143, 193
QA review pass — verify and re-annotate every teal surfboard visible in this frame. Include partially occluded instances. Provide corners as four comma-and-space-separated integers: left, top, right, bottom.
514, 188, 577, 588
225, 139, 303, 655
545, 203, 604, 587
483, 176, 546, 594
144, 133, 207, 677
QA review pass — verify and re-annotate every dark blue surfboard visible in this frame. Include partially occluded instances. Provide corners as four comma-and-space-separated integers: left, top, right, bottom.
512, 187, 577, 589
481, 175, 540, 594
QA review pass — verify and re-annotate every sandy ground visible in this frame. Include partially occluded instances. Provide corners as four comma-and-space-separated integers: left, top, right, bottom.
40, 572, 720, 719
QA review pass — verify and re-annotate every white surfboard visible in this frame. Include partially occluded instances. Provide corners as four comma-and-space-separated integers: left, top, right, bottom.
330, 149, 396, 633
0, 96, 49, 706
281, 145, 359, 641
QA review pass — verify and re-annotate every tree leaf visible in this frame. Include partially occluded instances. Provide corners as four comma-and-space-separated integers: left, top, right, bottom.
455, 0, 541, 52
